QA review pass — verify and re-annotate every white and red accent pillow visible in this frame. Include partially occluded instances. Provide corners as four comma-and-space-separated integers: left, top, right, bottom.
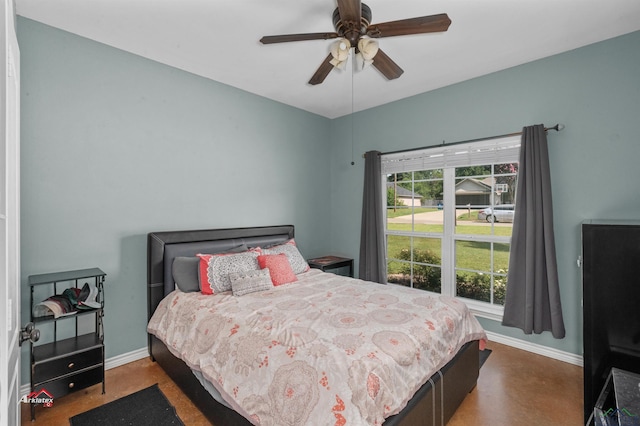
197, 248, 261, 295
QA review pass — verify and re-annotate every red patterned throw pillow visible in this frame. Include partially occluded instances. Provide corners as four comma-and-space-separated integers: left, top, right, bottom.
257, 253, 298, 286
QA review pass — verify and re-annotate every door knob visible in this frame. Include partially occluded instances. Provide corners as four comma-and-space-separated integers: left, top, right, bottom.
19, 322, 40, 346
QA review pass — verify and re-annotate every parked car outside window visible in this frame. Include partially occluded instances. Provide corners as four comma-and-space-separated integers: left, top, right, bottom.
478, 204, 515, 223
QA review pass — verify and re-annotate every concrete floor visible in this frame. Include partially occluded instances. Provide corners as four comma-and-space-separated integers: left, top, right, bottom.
22, 340, 583, 425
448, 341, 583, 425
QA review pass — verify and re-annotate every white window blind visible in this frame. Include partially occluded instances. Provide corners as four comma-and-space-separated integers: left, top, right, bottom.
381, 135, 521, 174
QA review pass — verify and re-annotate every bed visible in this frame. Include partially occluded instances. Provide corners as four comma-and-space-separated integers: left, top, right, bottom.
147, 225, 486, 426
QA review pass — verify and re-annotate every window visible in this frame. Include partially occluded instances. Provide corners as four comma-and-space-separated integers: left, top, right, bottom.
382, 136, 520, 318
495, 183, 509, 193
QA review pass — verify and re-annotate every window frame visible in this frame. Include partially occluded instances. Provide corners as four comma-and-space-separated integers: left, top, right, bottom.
382, 136, 521, 319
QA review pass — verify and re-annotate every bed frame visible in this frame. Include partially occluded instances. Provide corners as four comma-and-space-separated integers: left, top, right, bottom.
147, 225, 479, 426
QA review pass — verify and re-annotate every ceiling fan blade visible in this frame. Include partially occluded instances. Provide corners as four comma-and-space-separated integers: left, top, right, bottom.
372, 49, 404, 80
337, 0, 361, 24
308, 54, 335, 85
367, 13, 451, 38
260, 32, 339, 44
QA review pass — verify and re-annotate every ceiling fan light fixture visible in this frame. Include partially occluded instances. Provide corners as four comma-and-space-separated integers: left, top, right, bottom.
355, 52, 373, 71
329, 38, 351, 69
358, 38, 379, 61
355, 38, 378, 70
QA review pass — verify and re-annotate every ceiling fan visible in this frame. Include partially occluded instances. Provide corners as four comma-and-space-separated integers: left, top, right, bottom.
260, 0, 451, 85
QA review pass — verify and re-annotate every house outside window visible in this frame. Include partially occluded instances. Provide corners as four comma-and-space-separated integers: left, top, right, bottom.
382, 136, 520, 319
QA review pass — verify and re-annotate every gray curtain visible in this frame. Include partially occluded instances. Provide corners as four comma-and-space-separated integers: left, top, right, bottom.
502, 125, 566, 338
359, 151, 387, 283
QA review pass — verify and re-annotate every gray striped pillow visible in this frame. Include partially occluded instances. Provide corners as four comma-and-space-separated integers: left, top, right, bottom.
230, 268, 274, 296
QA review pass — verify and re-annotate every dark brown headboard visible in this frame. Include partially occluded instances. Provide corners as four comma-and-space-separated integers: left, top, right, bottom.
146, 225, 295, 353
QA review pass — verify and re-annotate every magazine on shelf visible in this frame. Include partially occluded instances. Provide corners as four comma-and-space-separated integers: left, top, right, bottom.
308, 255, 345, 265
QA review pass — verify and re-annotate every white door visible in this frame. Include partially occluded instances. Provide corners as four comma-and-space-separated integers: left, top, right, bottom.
1, 0, 21, 424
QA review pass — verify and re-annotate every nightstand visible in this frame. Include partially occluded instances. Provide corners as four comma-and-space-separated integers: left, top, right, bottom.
28, 268, 106, 420
307, 256, 354, 277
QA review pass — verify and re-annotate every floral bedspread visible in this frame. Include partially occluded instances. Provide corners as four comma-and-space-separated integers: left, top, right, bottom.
147, 269, 487, 426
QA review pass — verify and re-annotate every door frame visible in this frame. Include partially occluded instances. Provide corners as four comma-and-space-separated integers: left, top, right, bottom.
1, 0, 21, 424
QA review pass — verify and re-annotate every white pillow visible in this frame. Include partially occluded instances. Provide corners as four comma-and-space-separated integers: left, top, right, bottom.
262, 239, 310, 274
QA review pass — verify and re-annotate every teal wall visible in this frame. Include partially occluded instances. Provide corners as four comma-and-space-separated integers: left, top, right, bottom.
17, 13, 640, 385
17, 18, 332, 384
328, 30, 640, 356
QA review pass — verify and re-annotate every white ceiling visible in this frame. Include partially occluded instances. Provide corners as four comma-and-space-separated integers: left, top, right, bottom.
16, 0, 640, 119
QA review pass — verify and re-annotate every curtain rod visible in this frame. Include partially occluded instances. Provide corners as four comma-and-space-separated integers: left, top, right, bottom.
365, 123, 565, 158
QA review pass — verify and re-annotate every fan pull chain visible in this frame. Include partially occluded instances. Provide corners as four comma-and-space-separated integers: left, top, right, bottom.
351, 49, 355, 166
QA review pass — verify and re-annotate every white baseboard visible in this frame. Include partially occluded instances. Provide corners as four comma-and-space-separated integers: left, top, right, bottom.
20, 346, 148, 397
104, 347, 149, 370
485, 330, 583, 367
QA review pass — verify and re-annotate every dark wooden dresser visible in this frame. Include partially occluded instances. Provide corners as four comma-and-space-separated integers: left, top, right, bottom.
582, 221, 640, 424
